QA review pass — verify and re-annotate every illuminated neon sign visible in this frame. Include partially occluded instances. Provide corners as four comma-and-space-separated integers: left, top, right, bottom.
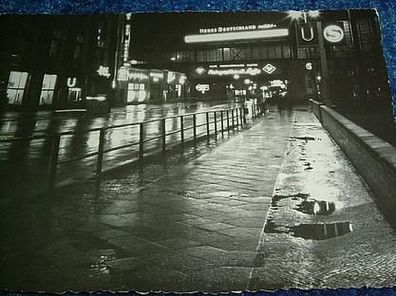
185, 28, 289, 43
208, 68, 261, 76
97, 66, 111, 78
150, 72, 164, 79
195, 84, 210, 94
262, 63, 277, 74
128, 72, 149, 80
323, 25, 344, 43
67, 77, 77, 88
167, 71, 176, 83
199, 24, 277, 34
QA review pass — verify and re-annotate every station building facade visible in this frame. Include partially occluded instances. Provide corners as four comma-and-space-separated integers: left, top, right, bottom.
0, 14, 120, 111
116, 65, 189, 104
129, 10, 391, 108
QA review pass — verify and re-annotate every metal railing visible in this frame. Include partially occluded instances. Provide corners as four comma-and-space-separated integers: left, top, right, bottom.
0, 104, 261, 194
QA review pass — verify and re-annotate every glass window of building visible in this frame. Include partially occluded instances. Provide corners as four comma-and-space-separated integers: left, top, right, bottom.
39, 74, 57, 106
230, 47, 246, 60
49, 40, 58, 61
6, 71, 29, 105
297, 47, 306, 59
357, 18, 374, 52
196, 49, 222, 62
127, 83, 146, 103
223, 47, 231, 61
267, 46, 276, 58
282, 45, 291, 58
170, 51, 195, 62
274, 45, 282, 58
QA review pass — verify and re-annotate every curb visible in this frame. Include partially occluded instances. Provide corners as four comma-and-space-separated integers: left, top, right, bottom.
309, 99, 396, 224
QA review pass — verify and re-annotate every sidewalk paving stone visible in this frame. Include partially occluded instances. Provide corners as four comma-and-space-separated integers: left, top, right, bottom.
1, 106, 395, 292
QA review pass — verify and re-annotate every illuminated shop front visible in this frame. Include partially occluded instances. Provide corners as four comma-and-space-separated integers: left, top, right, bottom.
6, 71, 29, 105
117, 66, 189, 104
0, 14, 120, 111
128, 10, 391, 106
39, 74, 57, 106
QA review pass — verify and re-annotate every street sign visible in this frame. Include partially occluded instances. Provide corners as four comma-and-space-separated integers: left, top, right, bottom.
262, 63, 276, 74
323, 25, 344, 43
305, 62, 313, 71
67, 77, 77, 88
97, 66, 111, 78
195, 84, 210, 94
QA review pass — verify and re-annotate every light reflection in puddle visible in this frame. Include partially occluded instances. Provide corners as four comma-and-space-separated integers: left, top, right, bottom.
265, 220, 353, 240
296, 200, 336, 215
290, 222, 353, 240
89, 254, 115, 276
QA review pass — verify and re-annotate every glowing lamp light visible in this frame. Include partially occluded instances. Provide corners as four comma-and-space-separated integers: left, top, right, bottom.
179, 75, 187, 84
167, 72, 176, 83
184, 29, 289, 44
287, 10, 303, 20
195, 67, 206, 75
313, 202, 320, 215
308, 10, 320, 18
316, 75, 322, 82
244, 79, 251, 84
233, 74, 240, 80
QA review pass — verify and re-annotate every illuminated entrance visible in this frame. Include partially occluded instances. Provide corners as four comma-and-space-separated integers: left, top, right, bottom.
6, 71, 29, 105
188, 60, 305, 101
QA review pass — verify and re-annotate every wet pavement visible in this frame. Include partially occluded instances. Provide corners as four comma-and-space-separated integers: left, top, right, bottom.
0, 101, 236, 135
0, 101, 239, 198
1, 105, 396, 292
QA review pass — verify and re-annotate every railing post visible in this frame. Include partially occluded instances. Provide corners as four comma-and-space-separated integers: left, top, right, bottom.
139, 123, 144, 159
243, 107, 247, 124
235, 107, 239, 128
193, 114, 197, 142
226, 109, 230, 132
161, 118, 166, 152
220, 110, 224, 137
239, 108, 244, 126
214, 111, 217, 136
206, 112, 210, 138
48, 134, 61, 194
180, 115, 184, 145
251, 105, 254, 119
96, 128, 106, 178
231, 109, 235, 130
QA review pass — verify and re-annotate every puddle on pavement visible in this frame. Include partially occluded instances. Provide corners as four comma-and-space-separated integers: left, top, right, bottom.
290, 136, 317, 141
290, 222, 353, 240
267, 191, 349, 240
179, 190, 200, 199
89, 251, 117, 277
296, 200, 336, 215
272, 193, 310, 207
265, 220, 353, 240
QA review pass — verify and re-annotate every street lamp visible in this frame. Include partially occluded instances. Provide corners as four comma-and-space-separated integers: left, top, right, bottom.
316, 75, 322, 99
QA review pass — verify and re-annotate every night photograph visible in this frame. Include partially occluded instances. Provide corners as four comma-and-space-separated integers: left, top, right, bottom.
0, 9, 396, 293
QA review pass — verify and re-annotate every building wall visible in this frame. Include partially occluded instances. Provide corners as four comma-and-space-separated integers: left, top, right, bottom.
0, 14, 120, 112
127, 10, 391, 105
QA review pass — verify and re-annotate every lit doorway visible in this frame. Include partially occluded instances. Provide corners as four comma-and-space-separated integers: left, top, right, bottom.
6, 71, 29, 105
39, 74, 57, 106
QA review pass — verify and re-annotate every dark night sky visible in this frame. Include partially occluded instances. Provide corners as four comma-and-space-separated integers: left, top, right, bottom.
130, 11, 293, 53
129, 10, 352, 55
